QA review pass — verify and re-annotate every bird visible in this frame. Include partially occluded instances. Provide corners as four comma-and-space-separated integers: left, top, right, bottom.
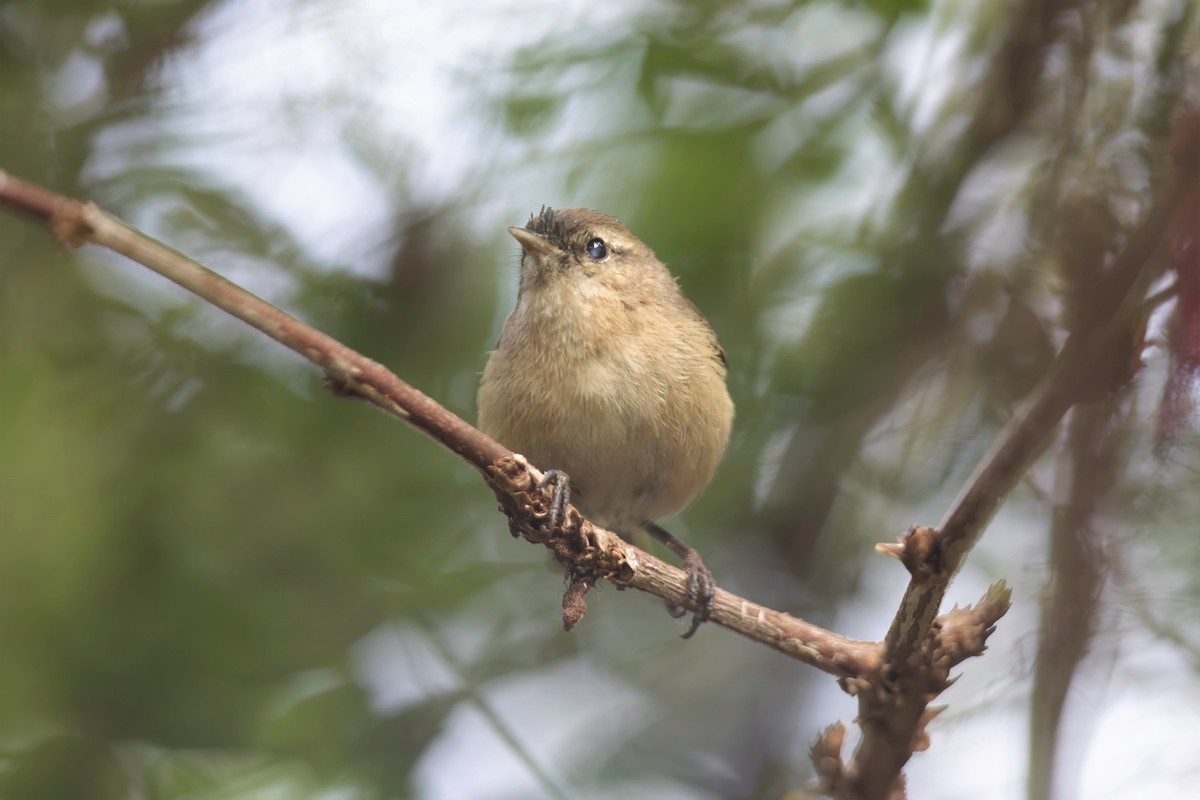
477, 206, 734, 636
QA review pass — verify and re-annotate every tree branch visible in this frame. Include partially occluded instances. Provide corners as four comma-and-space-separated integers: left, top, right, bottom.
837, 110, 1198, 799
1027, 399, 1119, 800
0, 168, 877, 679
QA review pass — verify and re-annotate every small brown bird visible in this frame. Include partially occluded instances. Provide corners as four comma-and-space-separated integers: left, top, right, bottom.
477, 207, 734, 636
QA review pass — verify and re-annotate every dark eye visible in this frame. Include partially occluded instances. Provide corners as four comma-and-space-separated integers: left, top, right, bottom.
585, 237, 608, 260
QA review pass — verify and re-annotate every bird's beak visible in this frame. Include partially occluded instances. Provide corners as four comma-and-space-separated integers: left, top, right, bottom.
507, 226, 560, 257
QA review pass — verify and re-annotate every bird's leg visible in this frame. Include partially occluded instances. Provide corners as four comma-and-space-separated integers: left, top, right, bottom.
537, 469, 571, 533
643, 521, 715, 639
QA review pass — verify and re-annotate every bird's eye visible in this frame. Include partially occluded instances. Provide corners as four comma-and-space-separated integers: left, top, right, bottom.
585, 237, 608, 260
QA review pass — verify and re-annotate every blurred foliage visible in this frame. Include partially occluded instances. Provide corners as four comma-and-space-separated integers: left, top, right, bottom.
2, 0, 1200, 799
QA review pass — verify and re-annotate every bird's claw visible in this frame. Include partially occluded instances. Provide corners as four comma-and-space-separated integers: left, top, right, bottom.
537, 469, 570, 533
672, 553, 715, 639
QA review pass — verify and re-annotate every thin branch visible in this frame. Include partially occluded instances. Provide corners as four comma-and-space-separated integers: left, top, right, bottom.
1028, 399, 1119, 800
0, 168, 877, 678
417, 618, 577, 800
840, 111, 1198, 800
1143, 279, 1180, 313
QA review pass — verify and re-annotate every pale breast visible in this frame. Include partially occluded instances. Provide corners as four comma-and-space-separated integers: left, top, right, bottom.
478, 298, 732, 534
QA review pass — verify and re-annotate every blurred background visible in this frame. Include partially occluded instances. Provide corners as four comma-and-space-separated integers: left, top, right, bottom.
2, 0, 1199, 798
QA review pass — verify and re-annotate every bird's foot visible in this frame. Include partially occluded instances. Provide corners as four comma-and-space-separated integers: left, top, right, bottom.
646, 521, 716, 639
674, 552, 716, 639
536, 469, 571, 533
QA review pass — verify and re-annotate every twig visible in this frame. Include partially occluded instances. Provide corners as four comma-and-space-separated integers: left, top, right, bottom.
1027, 399, 1119, 800
417, 618, 577, 800
0, 168, 877, 678
837, 113, 1195, 800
